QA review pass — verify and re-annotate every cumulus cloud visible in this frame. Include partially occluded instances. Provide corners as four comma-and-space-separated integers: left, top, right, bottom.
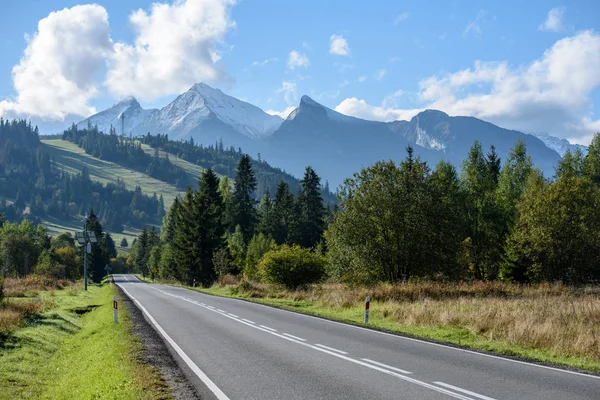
329, 34, 350, 56
539, 7, 565, 32
336, 31, 600, 143
106, 0, 236, 100
335, 98, 421, 122
276, 81, 297, 104
265, 106, 295, 119
0, 5, 113, 121
287, 50, 309, 70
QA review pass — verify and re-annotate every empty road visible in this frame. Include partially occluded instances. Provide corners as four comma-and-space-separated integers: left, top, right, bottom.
115, 274, 600, 400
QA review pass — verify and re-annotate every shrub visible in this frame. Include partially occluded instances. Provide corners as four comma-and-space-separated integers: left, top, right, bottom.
0, 277, 4, 303
244, 233, 275, 280
258, 245, 327, 289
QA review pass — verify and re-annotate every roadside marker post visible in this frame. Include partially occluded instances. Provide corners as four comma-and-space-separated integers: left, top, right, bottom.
193, 279, 196, 288
364, 296, 371, 324
113, 296, 118, 324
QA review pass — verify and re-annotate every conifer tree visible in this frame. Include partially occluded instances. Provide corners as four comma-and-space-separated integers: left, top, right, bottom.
273, 180, 295, 245
230, 154, 257, 243
296, 166, 325, 248
258, 188, 277, 239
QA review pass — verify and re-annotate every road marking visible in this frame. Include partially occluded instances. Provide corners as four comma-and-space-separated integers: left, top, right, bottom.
117, 284, 230, 400
361, 358, 412, 374
282, 333, 306, 342
216, 309, 226, 313
207, 305, 215, 310
147, 287, 474, 400
434, 382, 496, 400
208, 292, 600, 381
315, 344, 348, 355
259, 325, 277, 332
228, 313, 239, 318
241, 318, 255, 324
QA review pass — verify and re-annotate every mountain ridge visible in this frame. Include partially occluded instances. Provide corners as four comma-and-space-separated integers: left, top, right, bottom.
77, 82, 576, 185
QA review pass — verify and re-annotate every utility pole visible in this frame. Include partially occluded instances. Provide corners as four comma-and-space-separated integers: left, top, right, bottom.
75, 216, 98, 291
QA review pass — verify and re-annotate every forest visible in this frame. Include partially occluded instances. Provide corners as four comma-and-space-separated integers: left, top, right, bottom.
0, 119, 164, 229
129, 133, 600, 287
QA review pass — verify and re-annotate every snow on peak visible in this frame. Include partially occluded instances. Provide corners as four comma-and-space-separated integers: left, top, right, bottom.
531, 133, 587, 157
77, 97, 156, 135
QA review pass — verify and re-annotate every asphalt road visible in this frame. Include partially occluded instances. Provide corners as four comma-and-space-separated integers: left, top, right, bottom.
115, 274, 600, 400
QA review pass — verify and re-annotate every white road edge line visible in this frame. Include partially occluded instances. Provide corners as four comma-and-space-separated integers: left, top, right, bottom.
149, 286, 474, 400
117, 282, 230, 400
241, 318, 255, 324
315, 344, 348, 355
361, 358, 412, 375
433, 382, 496, 400
282, 333, 306, 342
259, 325, 277, 332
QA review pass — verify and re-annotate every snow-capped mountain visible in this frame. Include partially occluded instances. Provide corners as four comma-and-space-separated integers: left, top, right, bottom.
77, 97, 157, 135
132, 83, 282, 140
531, 133, 588, 157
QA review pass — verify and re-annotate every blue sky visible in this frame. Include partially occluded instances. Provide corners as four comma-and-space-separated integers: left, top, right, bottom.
1, 0, 599, 143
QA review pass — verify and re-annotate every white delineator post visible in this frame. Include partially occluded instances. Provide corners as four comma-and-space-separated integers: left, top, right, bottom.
113, 296, 118, 324
364, 296, 371, 323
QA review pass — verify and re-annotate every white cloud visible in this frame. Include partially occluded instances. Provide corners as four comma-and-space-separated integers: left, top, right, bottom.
539, 7, 565, 32
252, 57, 278, 67
105, 0, 235, 101
336, 31, 600, 143
0, 5, 113, 121
329, 34, 350, 56
276, 81, 297, 104
339, 80, 349, 88
287, 50, 310, 70
357, 76, 367, 83
394, 12, 409, 25
375, 69, 387, 81
265, 106, 295, 119
335, 98, 421, 122
463, 10, 486, 38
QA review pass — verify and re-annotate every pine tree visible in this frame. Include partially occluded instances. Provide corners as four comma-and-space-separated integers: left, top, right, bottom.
135, 226, 149, 277
296, 166, 325, 248
120, 237, 129, 248
230, 154, 257, 243
258, 188, 277, 239
86, 209, 109, 282
273, 180, 295, 245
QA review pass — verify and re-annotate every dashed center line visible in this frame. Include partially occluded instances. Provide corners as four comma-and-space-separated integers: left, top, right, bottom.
241, 318, 255, 324
361, 358, 412, 375
282, 333, 306, 342
217, 309, 226, 313
228, 313, 239, 318
259, 325, 277, 332
315, 344, 348, 355
434, 382, 496, 400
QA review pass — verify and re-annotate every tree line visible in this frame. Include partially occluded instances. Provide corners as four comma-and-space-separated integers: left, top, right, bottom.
133, 134, 600, 287
0, 119, 164, 229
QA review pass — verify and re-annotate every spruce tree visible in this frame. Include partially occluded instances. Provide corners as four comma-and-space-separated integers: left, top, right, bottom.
273, 180, 295, 244
86, 209, 109, 282
231, 155, 257, 243
297, 166, 325, 248
258, 188, 277, 239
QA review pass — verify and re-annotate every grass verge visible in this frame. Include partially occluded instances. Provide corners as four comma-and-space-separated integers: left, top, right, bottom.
186, 279, 600, 374
0, 280, 169, 400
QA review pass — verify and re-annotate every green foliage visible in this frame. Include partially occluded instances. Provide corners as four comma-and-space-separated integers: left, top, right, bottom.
230, 154, 257, 243
296, 167, 325, 248
245, 233, 275, 280
0, 219, 49, 277
120, 237, 128, 247
226, 225, 246, 274
148, 245, 162, 281
273, 180, 296, 244
258, 245, 327, 288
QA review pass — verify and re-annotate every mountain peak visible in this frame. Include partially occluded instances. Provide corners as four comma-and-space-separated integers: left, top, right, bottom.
412, 109, 449, 121
300, 95, 321, 107
112, 96, 140, 108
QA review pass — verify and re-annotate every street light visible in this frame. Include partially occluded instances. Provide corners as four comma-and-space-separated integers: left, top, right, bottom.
75, 220, 99, 291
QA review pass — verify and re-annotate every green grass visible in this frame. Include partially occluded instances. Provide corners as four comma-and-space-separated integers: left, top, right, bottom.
193, 285, 600, 374
0, 283, 168, 399
140, 143, 206, 180
41, 139, 182, 208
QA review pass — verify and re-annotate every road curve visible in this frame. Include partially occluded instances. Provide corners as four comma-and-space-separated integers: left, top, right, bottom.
115, 274, 600, 400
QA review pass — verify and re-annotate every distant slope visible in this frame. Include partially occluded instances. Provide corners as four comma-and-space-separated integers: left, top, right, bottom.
139, 143, 206, 179
41, 139, 183, 208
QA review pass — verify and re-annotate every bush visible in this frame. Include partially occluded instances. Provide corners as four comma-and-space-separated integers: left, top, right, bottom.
258, 245, 327, 289
0, 277, 4, 303
244, 233, 275, 280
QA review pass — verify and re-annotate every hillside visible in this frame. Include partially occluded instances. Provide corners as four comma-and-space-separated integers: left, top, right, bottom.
42, 139, 184, 208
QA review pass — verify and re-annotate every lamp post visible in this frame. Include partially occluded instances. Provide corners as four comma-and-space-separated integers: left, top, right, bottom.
75, 218, 98, 291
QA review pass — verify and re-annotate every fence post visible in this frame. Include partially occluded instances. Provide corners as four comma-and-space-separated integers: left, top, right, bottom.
364, 296, 371, 323
113, 296, 118, 324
